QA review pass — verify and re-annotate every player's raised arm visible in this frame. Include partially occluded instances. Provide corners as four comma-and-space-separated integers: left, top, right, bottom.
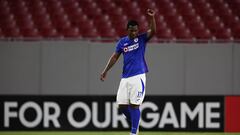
146, 9, 156, 40
100, 52, 121, 81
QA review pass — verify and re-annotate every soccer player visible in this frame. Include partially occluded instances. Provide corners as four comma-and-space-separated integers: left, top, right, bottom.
100, 9, 156, 135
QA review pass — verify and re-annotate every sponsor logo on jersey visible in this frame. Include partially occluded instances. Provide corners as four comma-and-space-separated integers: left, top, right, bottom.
134, 38, 138, 42
123, 43, 139, 53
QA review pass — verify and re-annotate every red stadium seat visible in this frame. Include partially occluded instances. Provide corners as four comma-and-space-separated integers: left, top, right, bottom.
8, 0, 26, 8
172, 27, 193, 40
126, 8, 142, 20
98, 28, 118, 38
95, 20, 112, 33
33, 15, 52, 29
15, 14, 35, 30
78, 19, 95, 33
227, 0, 240, 16
111, 15, 128, 34
139, 22, 148, 33
62, 0, 79, 10
96, 0, 116, 13
51, 14, 71, 31
2, 27, 21, 38
66, 7, 83, 20
0, 2, 10, 15
62, 27, 81, 38
81, 28, 99, 38
30, 6, 48, 20
0, 13, 14, 25
26, 0, 44, 8
213, 28, 233, 40
156, 28, 174, 40
138, 0, 158, 12
231, 23, 240, 39
191, 28, 212, 40
0, 28, 3, 38
204, 16, 223, 29
107, 7, 123, 17
39, 28, 60, 38
184, 16, 203, 29
21, 28, 40, 38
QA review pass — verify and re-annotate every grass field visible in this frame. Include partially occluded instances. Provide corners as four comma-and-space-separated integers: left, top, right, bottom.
0, 132, 240, 135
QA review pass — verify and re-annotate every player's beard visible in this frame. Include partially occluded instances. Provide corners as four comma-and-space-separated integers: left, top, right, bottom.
129, 33, 138, 39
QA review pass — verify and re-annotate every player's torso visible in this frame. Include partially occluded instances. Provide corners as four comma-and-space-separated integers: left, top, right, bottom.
119, 34, 148, 78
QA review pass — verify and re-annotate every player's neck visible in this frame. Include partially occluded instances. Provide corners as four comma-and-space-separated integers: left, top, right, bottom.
128, 35, 136, 40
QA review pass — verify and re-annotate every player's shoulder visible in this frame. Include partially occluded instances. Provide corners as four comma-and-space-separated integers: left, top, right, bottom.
117, 35, 128, 44
138, 32, 148, 38
120, 35, 129, 41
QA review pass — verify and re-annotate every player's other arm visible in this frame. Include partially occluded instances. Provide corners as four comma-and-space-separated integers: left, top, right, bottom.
146, 9, 156, 41
100, 52, 121, 81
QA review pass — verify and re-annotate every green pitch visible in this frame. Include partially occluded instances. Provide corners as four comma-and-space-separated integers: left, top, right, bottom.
0, 132, 240, 135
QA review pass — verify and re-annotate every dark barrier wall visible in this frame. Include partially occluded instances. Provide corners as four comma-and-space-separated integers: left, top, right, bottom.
0, 95, 227, 131
0, 41, 240, 95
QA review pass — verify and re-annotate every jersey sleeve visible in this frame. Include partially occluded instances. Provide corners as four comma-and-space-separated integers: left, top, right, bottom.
115, 39, 123, 54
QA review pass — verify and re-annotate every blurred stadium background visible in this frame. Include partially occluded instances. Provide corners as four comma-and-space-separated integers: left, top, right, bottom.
0, 0, 240, 40
0, 0, 240, 134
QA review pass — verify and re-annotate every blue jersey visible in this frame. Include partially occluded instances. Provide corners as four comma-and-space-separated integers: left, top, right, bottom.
115, 33, 149, 78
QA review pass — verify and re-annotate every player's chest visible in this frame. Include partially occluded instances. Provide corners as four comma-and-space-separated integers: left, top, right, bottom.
122, 38, 142, 53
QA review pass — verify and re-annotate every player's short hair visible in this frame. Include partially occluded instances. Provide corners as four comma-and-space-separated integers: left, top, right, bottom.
127, 20, 139, 29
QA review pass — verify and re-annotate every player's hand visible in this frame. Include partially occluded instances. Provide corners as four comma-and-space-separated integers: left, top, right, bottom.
100, 72, 107, 81
147, 9, 155, 17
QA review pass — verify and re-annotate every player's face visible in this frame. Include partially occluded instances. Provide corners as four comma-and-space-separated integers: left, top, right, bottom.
127, 25, 139, 39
